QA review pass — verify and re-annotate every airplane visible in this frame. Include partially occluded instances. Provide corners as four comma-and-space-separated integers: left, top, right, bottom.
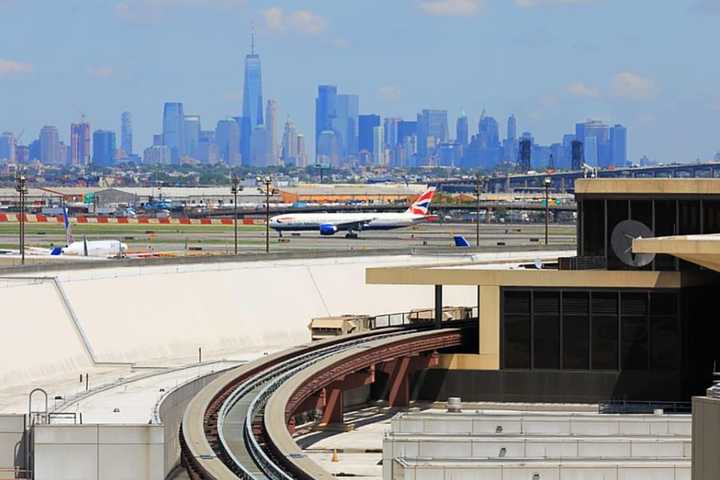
269, 187, 437, 239
49, 207, 128, 258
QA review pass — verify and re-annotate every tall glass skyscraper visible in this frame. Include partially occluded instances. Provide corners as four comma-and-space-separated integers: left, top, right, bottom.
315, 85, 338, 159
92, 130, 116, 166
184, 115, 201, 159
121, 112, 133, 156
162, 102, 185, 164
70, 121, 91, 165
456, 113, 469, 146
242, 33, 263, 165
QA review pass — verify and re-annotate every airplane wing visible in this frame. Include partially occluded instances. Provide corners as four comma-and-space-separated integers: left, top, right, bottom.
323, 217, 377, 230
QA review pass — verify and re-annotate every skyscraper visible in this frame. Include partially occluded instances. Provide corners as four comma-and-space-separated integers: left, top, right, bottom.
372, 125, 385, 164
121, 112, 133, 156
507, 114, 517, 141
184, 115, 201, 159
143, 145, 172, 165
416, 110, 448, 161
92, 130, 116, 166
610, 124, 627, 166
296, 134, 307, 167
39, 126, 61, 164
71, 121, 91, 166
317, 130, 339, 166
332, 94, 359, 161
384, 117, 400, 149
162, 102, 185, 163
456, 113, 469, 146
0, 132, 16, 163
215, 119, 241, 165
397, 121, 417, 145
478, 115, 500, 149
315, 85, 338, 158
571, 140, 584, 170
358, 114, 381, 155
265, 99, 279, 165
242, 32, 263, 164
518, 137, 532, 172
282, 119, 299, 165
576, 120, 609, 167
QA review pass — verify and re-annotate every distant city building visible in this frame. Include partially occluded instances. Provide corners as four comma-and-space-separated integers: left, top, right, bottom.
92, 130, 116, 166
281, 119, 300, 166
162, 102, 185, 163
358, 114, 381, 159
610, 124, 627, 166
478, 115, 500, 149
416, 109, 448, 162
250, 125, 269, 167
397, 121, 417, 146
315, 85, 338, 160
456, 113, 469, 146
183, 115, 201, 159
317, 130, 339, 166
215, 119, 241, 165
265, 99, 279, 166
384, 117, 400, 149
15, 145, 29, 164
143, 144, 172, 165
0, 132, 16, 163
571, 140, 584, 170
507, 114, 517, 141
29, 140, 40, 162
438, 142, 462, 167
518, 136, 532, 172
197, 130, 219, 164
70, 121, 91, 166
39, 126, 62, 164
242, 33, 264, 165
584, 136, 599, 166
372, 125, 385, 165
153, 134, 164, 146
296, 134, 307, 167
576, 120, 609, 167
121, 111, 133, 156
333, 94, 359, 161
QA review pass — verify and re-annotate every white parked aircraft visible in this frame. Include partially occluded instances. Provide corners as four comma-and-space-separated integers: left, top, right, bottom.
269, 187, 437, 238
49, 208, 128, 258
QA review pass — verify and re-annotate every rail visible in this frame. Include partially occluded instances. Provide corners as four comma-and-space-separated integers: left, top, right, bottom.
180, 327, 463, 479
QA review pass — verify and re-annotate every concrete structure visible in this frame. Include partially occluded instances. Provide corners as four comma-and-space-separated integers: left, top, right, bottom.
33, 424, 163, 480
692, 389, 720, 479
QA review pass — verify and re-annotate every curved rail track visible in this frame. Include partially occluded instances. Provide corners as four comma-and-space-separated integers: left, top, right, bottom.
180, 327, 462, 479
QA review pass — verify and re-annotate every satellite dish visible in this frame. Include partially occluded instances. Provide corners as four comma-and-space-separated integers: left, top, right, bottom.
611, 220, 655, 267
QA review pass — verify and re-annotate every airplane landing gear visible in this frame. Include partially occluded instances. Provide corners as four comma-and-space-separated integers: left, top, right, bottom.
345, 231, 359, 239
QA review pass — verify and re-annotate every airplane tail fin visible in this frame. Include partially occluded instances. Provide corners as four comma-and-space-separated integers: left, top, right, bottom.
50, 246, 63, 256
406, 186, 436, 215
63, 206, 74, 244
453, 235, 471, 248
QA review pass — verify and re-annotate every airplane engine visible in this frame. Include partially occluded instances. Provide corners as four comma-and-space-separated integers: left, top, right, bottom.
319, 224, 338, 236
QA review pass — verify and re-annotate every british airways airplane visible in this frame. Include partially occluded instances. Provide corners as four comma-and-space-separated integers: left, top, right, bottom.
269, 187, 437, 238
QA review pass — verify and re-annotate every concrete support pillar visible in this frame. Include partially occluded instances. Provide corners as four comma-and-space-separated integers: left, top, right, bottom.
434, 284, 443, 329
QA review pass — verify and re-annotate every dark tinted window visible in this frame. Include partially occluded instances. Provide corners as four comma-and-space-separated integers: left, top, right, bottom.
534, 315, 560, 369
504, 314, 530, 369
592, 315, 619, 370
564, 314, 590, 369
582, 200, 605, 257
621, 316, 649, 370
654, 200, 677, 270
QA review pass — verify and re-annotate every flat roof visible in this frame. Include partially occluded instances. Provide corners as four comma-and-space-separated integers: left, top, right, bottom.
634, 234, 720, 272
367, 263, 710, 288
575, 178, 720, 195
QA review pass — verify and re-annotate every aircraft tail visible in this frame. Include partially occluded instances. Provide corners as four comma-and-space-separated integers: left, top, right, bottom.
406, 187, 436, 215
453, 235, 471, 248
63, 206, 74, 244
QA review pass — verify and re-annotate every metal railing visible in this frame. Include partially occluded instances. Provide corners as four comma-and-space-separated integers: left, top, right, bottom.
598, 400, 692, 414
370, 306, 479, 330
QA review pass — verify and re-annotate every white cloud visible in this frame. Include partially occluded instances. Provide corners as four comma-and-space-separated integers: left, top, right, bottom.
378, 86, 402, 102
87, 65, 114, 79
419, 0, 484, 16
566, 82, 600, 98
262, 7, 327, 35
611, 72, 657, 100
515, 0, 595, 7
0, 59, 32, 77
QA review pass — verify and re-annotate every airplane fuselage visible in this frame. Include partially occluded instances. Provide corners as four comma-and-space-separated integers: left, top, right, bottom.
270, 212, 428, 233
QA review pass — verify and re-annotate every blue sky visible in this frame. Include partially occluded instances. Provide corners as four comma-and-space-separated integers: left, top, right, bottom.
1, 0, 719, 163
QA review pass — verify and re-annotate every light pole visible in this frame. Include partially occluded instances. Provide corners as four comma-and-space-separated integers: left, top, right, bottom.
544, 176, 552, 245
475, 173, 483, 248
15, 173, 27, 265
230, 175, 241, 255
257, 176, 272, 253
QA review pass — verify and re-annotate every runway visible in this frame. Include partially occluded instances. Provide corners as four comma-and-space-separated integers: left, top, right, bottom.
0, 221, 576, 256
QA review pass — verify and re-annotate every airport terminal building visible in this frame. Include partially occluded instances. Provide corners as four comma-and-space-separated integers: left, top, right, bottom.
368, 179, 720, 404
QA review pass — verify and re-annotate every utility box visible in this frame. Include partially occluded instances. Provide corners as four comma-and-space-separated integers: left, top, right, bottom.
308, 315, 372, 341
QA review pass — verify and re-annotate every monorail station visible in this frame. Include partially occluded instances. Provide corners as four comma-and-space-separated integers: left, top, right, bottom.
368, 179, 720, 405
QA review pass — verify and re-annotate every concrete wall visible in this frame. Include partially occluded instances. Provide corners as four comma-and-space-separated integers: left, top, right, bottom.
0, 256, 476, 390
692, 395, 720, 480
156, 369, 226, 477
0, 415, 25, 473
33, 424, 163, 480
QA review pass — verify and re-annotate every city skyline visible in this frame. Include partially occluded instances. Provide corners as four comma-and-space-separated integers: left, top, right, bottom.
1, 1, 719, 163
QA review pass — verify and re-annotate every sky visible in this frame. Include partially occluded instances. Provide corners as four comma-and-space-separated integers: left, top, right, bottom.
1, 0, 719, 164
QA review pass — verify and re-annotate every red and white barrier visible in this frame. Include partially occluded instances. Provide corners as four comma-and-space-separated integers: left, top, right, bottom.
0, 214, 267, 225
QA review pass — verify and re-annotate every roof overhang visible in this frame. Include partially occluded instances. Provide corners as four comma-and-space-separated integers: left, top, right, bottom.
634, 234, 720, 272
575, 178, 720, 196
